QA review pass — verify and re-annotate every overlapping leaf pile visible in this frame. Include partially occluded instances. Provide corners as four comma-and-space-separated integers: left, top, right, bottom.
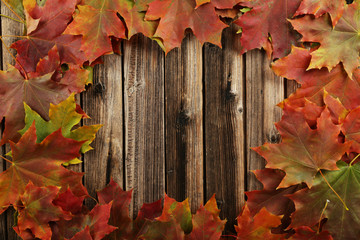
0, 0, 360, 239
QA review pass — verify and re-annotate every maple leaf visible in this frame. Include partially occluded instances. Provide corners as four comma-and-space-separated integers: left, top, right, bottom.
196, 0, 240, 9
145, 0, 227, 53
290, 3, 360, 78
14, 182, 70, 240
12, 0, 86, 73
0, 47, 90, 145
185, 195, 226, 240
70, 226, 93, 240
64, 0, 127, 62
253, 106, 351, 188
20, 94, 101, 155
323, 91, 349, 125
289, 161, 360, 239
140, 220, 185, 240
294, 0, 345, 26
0, 123, 88, 213
272, 46, 360, 110
53, 188, 86, 215
156, 194, 193, 234
235, 204, 285, 240
52, 203, 117, 240
290, 226, 333, 240
128, 199, 163, 239
246, 168, 302, 219
234, 0, 301, 58
97, 178, 133, 239
341, 107, 360, 153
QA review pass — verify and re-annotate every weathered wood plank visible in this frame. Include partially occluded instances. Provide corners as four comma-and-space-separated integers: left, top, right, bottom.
1, 3, 24, 239
123, 34, 165, 217
204, 26, 245, 232
82, 54, 124, 206
165, 33, 203, 212
245, 49, 284, 191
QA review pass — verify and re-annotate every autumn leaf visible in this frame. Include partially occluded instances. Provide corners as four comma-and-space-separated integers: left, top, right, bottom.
294, 0, 345, 26
128, 199, 163, 238
246, 168, 302, 217
0, 47, 90, 145
0, 123, 88, 213
290, 226, 333, 240
289, 161, 360, 239
253, 106, 351, 188
323, 91, 349, 125
14, 182, 70, 240
140, 220, 185, 240
196, 0, 241, 9
156, 194, 193, 234
235, 204, 285, 240
145, 0, 227, 53
53, 188, 86, 215
97, 178, 133, 239
234, 0, 302, 58
272, 46, 360, 110
185, 195, 226, 240
12, 0, 86, 73
290, 2, 360, 78
341, 107, 360, 153
70, 226, 93, 240
52, 203, 117, 240
20, 94, 101, 154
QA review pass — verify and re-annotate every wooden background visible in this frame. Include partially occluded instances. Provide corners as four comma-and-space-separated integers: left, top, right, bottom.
0, 5, 299, 237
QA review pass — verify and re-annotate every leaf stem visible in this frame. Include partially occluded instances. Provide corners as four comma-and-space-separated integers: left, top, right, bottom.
317, 199, 329, 234
0, 14, 23, 23
0, 0, 25, 24
349, 153, 360, 166
0, 36, 29, 79
319, 169, 349, 211
0, 154, 12, 164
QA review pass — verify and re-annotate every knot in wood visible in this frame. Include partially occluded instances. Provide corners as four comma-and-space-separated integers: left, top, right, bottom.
94, 82, 105, 94
176, 110, 191, 130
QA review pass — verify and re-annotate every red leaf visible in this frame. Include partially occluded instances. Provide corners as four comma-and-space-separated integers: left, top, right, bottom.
0, 47, 90, 144
13, 0, 86, 73
97, 178, 133, 238
14, 182, 70, 240
0, 123, 87, 213
290, 3, 360, 78
185, 195, 226, 240
294, 0, 345, 26
145, 0, 227, 53
235, 0, 301, 58
235, 204, 285, 239
290, 226, 333, 240
272, 46, 360, 110
253, 106, 350, 188
53, 188, 85, 215
52, 203, 117, 240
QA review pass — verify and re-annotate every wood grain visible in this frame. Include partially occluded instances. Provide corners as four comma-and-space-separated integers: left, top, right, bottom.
165, 33, 203, 212
204, 26, 245, 232
1, 3, 24, 239
82, 54, 124, 207
245, 49, 284, 191
123, 34, 165, 217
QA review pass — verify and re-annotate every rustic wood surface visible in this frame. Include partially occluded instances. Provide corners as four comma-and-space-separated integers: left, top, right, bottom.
0, 1, 295, 234
204, 26, 245, 232
165, 33, 204, 213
